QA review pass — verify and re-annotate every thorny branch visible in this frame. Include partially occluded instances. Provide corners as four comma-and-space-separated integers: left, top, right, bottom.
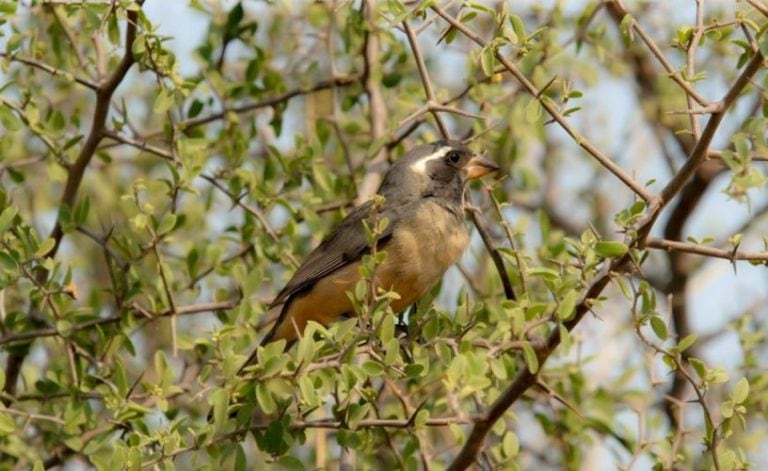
429, 4, 765, 468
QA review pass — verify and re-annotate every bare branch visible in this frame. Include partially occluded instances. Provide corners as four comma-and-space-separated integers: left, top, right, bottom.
606, 0, 710, 107
402, 20, 449, 138
647, 238, 768, 262
657, 51, 764, 207
431, 5, 654, 204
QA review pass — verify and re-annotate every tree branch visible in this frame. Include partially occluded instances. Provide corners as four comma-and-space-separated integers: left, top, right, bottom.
430, 5, 766, 468
0, 53, 98, 90
0, 300, 238, 347
430, 5, 654, 204
402, 20, 449, 138
3, 3, 143, 404
647, 238, 768, 262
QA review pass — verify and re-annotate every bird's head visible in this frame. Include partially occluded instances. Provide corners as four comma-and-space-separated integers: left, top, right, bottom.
379, 140, 499, 203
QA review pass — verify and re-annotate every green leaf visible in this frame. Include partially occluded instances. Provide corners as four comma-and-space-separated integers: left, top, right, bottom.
594, 241, 628, 258
188, 99, 204, 118
0, 1, 17, 13
379, 313, 395, 343
234, 444, 247, 471
74, 197, 90, 226
157, 213, 177, 235
687, 357, 705, 380
502, 431, 519, 458
509, 14, 526, 42
225, 2, 245, 39
0, 413, 15, 435
346, 403, 370, 429
619, 14, 634, 47
650, 315, 667, 340
720, 399, 734, 418
384, 338, 400, 365
34, 238, 56, 258
362, 360, 384, 377
677, 333, 697, 352
256, 383, 276, 414
524, 99, 542, 123
208, 388, 230, 428
0, 105, 21, 131
556, 290, 579, 321
733, 377, 749, 404
521, 342, 539, 374
154, 350, 168, 384
277, 455, 306, 471
528, 267, 559, 279
759, 30, 768, 57
56, 320, 72, 338
298, 375, 318, 406
480, 46, 497, 77
0, 205, 18, 235
153, 88, 174, 114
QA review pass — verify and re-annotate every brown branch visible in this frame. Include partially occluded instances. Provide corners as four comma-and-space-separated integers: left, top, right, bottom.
101, 130, 175, 160
467, 207, 516, 301
430, 5, 766, 468
746, 0, 768, 17
402, 20, 449, 138
707, 149, 768, 162
3, 2, 143, 405
0, 300, 238, 347
430, 5, 653, 204
606, 0, 710, 107
176, 75, 358, 132
141, 416, 475, 469
356, 0, 390, 203
657, 51, 764, 207
647, 238, 768, 262
0, 53, 98, 90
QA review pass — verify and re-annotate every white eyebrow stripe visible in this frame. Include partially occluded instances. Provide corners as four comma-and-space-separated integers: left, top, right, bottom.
410, 147, 449, 174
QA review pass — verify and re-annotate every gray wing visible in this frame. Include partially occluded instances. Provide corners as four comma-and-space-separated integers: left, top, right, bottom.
269, 201, 401, 308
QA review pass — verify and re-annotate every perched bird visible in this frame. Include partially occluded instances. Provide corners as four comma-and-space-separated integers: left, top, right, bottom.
240, 140, 497, 371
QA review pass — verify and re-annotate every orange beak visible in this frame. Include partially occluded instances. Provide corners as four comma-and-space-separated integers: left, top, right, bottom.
465, 154, 500, 180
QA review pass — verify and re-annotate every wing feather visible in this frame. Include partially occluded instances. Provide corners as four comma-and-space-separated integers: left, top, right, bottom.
268, 201, 400, 308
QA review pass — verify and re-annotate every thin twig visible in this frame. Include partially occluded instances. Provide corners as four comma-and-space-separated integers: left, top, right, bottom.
0, 300, 238, 347
0, 53, 97, 90
402, 20, 449, 138
466, 206, 516, 301
431, 5, 654, 204
3, 2, 144, 405
607, 0, 710, 106
646, 238, 768, 262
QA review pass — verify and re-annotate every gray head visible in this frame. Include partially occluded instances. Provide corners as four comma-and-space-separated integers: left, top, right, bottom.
378, 140, 498, 205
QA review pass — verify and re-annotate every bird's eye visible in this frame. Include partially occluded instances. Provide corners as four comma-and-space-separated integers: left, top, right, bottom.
447, 151, 461, 163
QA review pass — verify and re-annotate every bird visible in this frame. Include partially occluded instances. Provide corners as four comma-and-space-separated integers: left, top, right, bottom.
239, 140, 498, 372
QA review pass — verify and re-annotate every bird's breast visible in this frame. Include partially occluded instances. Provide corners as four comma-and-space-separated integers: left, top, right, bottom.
378, 200, 468, 311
